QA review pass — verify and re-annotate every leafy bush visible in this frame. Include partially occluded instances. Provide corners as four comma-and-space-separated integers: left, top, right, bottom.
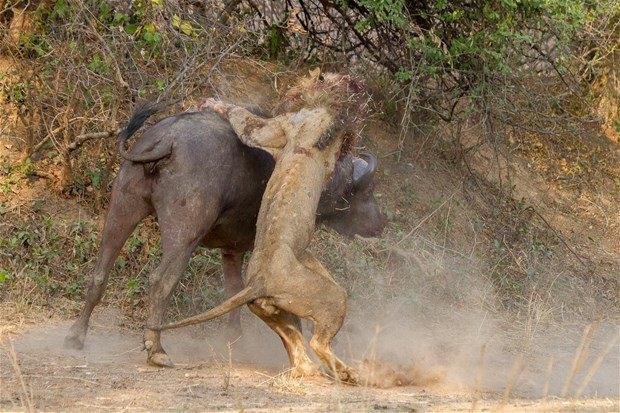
232, 0, 617, 129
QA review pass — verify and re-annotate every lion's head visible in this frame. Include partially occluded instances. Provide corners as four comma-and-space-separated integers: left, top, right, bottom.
276, 69, 370, 155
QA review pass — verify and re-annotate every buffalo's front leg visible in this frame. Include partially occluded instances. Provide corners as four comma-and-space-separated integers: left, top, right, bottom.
65, 168, 151, 350
221, 250, 244, 340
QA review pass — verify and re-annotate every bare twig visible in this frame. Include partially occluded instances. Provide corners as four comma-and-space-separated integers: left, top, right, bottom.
525, 206, 588, 269
470, 343, 486, 412
87, 20, 130, 93
574, 332, 620, 398
500, 353, 526, 408
560, 323, 597, 397
5, 340, 34, 413
219, 0, 243, 24
542, 356, 554, 400
26, 117, 94, 157
395, 192, 456, 247
66, 129, 121, 152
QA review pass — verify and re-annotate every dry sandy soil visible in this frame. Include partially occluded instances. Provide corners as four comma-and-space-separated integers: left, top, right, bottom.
1, 308, 618, 412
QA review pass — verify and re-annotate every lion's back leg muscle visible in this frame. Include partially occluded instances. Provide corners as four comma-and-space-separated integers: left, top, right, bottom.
248, 300, 318, 377
257, 246, 356, 383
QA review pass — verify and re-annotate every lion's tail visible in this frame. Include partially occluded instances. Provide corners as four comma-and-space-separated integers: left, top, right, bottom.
150, 286, 259, 331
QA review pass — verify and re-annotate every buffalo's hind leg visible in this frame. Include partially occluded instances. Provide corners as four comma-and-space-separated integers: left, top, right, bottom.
65, 168, 151, 350
222, 250, 244, 341
144, 196, 218, 367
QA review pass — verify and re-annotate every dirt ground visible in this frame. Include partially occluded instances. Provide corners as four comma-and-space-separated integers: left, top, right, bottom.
1, 308, 617, 412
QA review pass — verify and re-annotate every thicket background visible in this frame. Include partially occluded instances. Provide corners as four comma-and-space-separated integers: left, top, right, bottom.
0, 0, 617, 326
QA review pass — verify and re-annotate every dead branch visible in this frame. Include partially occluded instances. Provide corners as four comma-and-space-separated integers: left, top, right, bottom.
525, 206, 589, 269
66, 129, 122, 152
26, 117, 93, 157
87, 20, 131, 94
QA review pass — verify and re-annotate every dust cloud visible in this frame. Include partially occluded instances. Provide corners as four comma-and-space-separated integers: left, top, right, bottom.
333, 247, 619, 397
11, 308, 288, 370
12, 249, 617, 400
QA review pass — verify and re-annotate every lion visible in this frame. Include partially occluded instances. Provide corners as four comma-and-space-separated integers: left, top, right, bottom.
151, 70, 368, 383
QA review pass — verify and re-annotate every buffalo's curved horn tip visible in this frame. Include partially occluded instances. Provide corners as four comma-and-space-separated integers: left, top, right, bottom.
353, 152, 378, 188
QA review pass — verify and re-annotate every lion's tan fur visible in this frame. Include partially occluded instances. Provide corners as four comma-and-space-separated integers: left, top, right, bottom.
156, 71, 366, 383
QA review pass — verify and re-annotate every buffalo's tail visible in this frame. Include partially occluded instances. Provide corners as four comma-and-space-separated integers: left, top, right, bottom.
118, 100, 171, 163
150, 286, 259, 331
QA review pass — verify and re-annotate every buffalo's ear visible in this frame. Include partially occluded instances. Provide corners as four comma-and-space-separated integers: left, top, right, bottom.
352, 152, 378, 189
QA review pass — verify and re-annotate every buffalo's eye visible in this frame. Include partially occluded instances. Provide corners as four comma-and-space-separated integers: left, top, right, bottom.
318, 74, 325, 82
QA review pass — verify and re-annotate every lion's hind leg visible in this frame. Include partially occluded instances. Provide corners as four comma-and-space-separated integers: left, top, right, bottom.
248, 300, 318, 378
301, 255, 359, 384
271, 250, 358, 384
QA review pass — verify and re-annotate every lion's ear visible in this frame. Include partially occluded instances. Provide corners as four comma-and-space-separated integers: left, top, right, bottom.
308, 67, 321, 79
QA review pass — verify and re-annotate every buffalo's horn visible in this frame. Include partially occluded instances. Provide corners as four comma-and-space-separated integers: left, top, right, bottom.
353, 152, 378, 188
352, 157, 368, 182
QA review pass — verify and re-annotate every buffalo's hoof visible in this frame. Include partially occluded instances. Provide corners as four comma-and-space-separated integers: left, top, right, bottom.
148, 352, 174, 368
64, 333, 85, 350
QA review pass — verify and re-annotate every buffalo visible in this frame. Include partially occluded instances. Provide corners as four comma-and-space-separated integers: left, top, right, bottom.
65, 103, 386, 367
